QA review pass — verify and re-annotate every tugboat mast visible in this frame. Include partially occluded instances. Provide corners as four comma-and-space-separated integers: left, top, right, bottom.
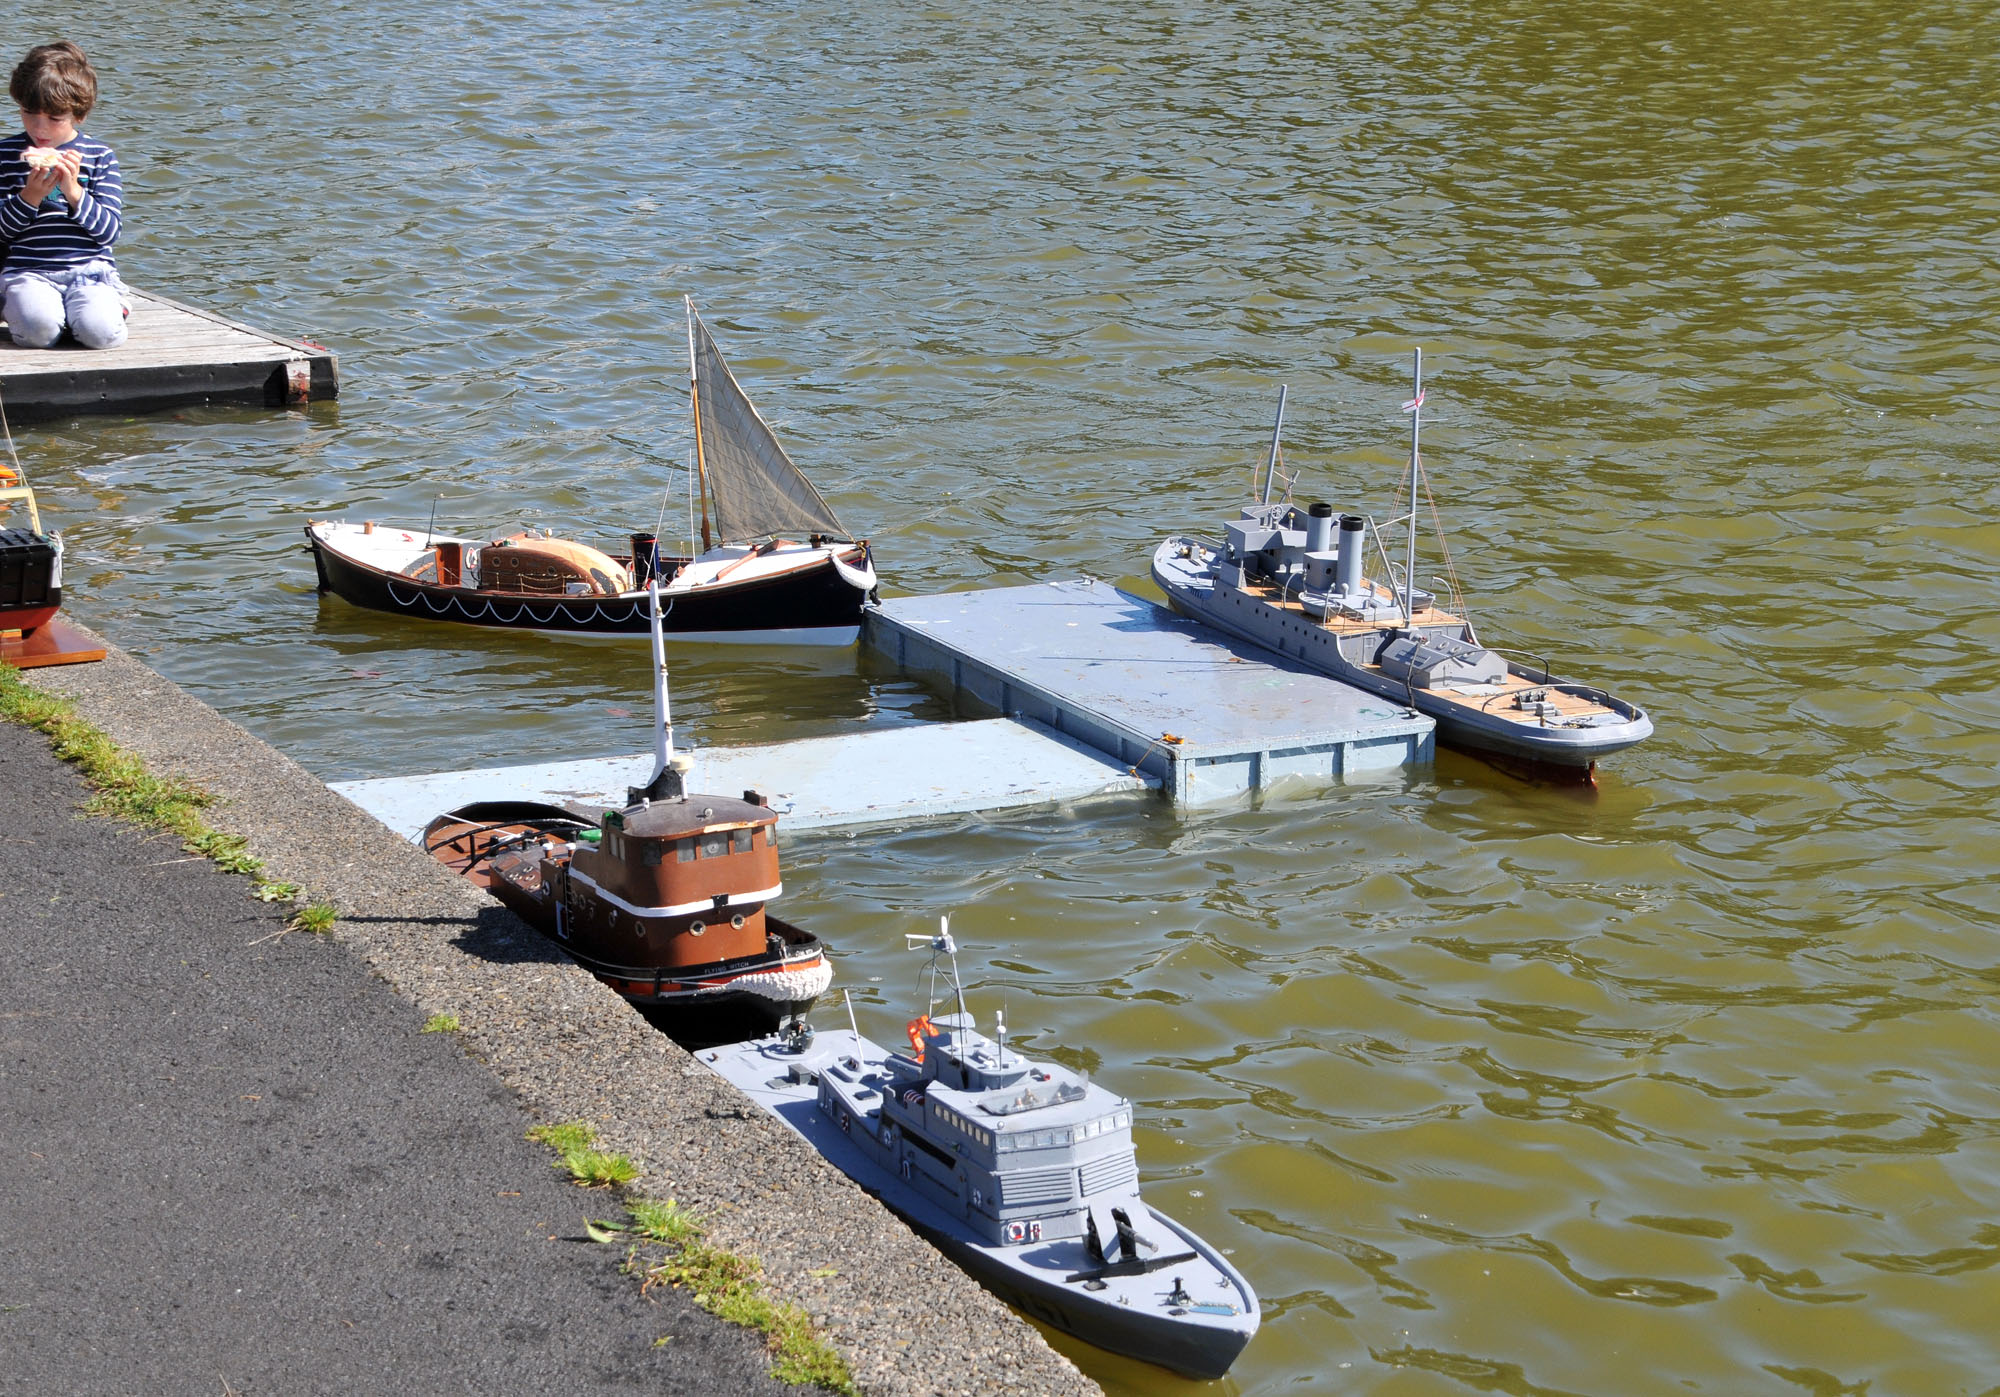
648, 576, 673, 782
628, 577, 687, 805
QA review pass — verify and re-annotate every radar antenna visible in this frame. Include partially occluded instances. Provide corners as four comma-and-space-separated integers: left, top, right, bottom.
905, 914, 970, 1025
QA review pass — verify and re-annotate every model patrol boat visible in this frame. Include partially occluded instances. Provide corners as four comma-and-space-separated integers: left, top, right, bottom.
422, 580, 830, 1042
1153, 351, 1653, 773
700, 921, 1259, 1380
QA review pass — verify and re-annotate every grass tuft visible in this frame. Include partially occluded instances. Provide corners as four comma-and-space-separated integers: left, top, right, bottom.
631, 1197, 856, 1394
567, 1148, 640, 1187
288, 902, 337, 935
627, 1196, 703, 1248
527, 1120, 596, 1155
525, 1120, 639, 1188
421, 1013, 461, 1034
2, 665, 222, 845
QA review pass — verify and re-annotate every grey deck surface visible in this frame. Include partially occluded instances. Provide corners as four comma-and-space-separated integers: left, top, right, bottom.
0, 287, 337, 419
332, 717, 1152, 843
867, 580, 1434, 801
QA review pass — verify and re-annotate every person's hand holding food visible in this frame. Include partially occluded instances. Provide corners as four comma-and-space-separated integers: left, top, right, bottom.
19, 145, 82, 206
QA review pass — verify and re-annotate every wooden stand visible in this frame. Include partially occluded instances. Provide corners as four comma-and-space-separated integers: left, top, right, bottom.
1, 616, 106, 668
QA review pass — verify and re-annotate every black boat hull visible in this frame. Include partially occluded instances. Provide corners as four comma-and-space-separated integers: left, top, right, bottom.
307, 526, 872, 643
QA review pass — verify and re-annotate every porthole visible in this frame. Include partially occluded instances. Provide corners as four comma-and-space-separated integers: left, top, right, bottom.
730, 914, 746, 929
689, 921, 706, 936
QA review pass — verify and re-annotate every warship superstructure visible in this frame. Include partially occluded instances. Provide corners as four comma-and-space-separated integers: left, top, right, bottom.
701, 922, 1258, 1380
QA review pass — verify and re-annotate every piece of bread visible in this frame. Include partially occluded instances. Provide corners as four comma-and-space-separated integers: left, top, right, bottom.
22, 147, 63, 171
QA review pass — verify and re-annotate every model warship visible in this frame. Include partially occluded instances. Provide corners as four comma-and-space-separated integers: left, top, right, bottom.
701, 921, 1259, 1380
307, 298, 877, 645
1153, 351, 1652, 773
422, 581, 831, 1042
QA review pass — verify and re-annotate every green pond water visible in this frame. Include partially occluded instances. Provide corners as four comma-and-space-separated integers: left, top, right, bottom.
15, 2, 2000, 1392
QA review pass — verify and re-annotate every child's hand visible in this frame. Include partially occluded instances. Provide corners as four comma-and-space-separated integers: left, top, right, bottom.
17, 148, 81, 206
18, 160, 58, 207
50, 148, 83, 206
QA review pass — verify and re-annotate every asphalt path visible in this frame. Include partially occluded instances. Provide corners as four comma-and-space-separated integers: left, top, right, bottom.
0, 720, 793, 1396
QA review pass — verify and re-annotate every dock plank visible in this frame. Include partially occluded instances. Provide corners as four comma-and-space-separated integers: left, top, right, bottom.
0, 288, 337, 420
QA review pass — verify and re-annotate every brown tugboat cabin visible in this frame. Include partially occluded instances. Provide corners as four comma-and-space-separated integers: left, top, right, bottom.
561, 793, 782, 968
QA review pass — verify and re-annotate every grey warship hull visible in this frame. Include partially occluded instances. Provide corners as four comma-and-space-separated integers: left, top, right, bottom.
701, 1026, 1258, 1380
1153, 535, 1653, 770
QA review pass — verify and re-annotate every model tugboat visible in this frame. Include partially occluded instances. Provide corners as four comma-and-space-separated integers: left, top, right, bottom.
421, 582, 831, 1042
1153, 351, 1652, 774
306, 298, 877, 646
701, 922, 1259, 1380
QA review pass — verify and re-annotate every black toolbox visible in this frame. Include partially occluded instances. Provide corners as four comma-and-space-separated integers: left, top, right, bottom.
0, 528, 58, 613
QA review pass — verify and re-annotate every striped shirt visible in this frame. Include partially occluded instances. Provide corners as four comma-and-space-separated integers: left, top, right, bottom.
0, 132, 122, 273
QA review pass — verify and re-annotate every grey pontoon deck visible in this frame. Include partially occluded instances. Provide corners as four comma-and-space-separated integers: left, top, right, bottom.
865, 580, 1434, 801
331, 578, 1435, 840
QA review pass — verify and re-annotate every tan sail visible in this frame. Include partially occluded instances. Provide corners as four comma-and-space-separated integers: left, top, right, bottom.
687, 300, 850, 545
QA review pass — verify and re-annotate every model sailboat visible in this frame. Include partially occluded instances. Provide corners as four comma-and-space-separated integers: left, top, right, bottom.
306, 299, 878, 645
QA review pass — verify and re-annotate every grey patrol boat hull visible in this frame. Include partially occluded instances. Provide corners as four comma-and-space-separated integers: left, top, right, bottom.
700, 1026, 1258, 1380
1153, 534, 1653, 769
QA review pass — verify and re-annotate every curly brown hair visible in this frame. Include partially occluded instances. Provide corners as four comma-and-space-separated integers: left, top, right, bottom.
11, 41, 98, 120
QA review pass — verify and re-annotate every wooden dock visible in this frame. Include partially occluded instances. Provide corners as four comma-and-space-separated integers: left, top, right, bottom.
0, 289, 337, 422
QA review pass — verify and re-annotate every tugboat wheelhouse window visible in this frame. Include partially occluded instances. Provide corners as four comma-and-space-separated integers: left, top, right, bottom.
676, 838, 696, 863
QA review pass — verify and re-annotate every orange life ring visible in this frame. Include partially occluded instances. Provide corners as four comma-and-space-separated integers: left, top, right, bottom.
906, 1015, 935, 1062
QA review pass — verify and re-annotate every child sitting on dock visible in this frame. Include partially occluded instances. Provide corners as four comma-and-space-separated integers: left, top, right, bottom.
0, 42, 125, 350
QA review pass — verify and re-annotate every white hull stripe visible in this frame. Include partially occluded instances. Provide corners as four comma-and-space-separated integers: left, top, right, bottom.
568, 865, 782, 919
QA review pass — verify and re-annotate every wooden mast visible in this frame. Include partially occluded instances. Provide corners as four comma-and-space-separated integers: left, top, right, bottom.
686, 296, 714, 551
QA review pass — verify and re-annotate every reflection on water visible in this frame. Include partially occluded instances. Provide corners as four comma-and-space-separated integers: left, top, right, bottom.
20, 1, 2000, 1392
